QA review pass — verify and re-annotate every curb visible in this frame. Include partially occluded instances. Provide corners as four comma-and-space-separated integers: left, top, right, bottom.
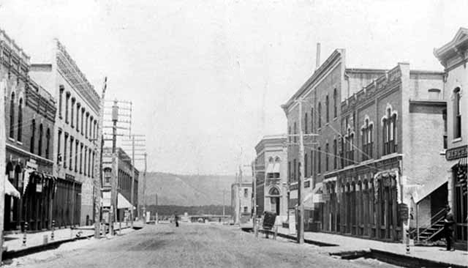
258, 230, 466, 268
3, 226, 139, 261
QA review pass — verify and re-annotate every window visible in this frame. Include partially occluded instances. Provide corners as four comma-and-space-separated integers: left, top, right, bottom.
243, 207, 248, 213
305, 153, 308, 177
325, 143, 329, 171
318, 146, 321, 173
65, 92, 70, 124
84, 146, 87, 176
85, 113, 89, 138
30, 119, 36, 153
57, 130, 62, 164
38, 124, 43, 156
69, 136, 74, 170
362, 119, 374, 161
311, 108, 314, 132
88, 148, 92, 176
311, 149, 314, 175
9, 92, 15, 138
46, 128, 50, 159
81, 108, 85, 135
454, 88, 462, 139
80, 144, 83, 174
326, 95, 329, 123
288, 161, 291, 182
333, 88, 337, 118
76, 103, 81, 132
318, 102, 322, 128
64, 133, 68, 168
75, 141, 79, 172
443, 109, 447, 149
344, 129, 354, 166
59, 86, 64, 118
244, 189, 248, 198
382, 108, 397, 155
288, 126, 291, 142
71, 98, 75, 127
305, 113, 308, 134
16, 98, 23, 142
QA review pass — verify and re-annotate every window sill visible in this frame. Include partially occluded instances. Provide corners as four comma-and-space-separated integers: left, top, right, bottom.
16, 141, 23, 145
8, 137, 15, 142
452, 137, 463, 143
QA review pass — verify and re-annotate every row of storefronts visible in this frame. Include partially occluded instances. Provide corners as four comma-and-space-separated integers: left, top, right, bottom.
251, 28, 467, 249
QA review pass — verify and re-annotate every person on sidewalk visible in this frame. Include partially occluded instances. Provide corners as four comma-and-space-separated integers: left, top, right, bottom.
174, 212, 179, 227
443, 205, 455, 251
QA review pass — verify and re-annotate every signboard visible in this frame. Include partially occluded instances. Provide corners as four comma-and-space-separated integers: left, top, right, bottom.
446, 145, 467, 161
398, 203, 409, 222
263, 211, 276, 230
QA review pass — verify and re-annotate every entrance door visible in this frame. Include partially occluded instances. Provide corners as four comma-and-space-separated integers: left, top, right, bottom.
271, 197, 280, 215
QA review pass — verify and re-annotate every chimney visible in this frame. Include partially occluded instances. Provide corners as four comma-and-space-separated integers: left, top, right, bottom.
316, 43, 321, 70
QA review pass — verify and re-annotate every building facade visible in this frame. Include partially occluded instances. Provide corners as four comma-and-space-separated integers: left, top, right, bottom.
30, 40, 100, 227
434, 28, 468, 247
231, 180, 252, 225
1, 29, 57, 231
254, 135, 288, 224
324, 63, 448, 242
281, 49, 386, 232
102, 147, 139, 222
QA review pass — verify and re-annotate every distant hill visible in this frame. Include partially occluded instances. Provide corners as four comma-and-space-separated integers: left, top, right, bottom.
140, 172, 237, 206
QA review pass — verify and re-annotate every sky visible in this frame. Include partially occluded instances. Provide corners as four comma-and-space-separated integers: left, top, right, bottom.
0, 0, 466, 175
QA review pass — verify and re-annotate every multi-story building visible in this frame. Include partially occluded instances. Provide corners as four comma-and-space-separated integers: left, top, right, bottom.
102, 147, 139, 222
231, 179, 252, 225
434, 27, 468, 247
30, 40, 100, 227
253, 135, 287, 224
281, 48, 386, 232
1, 29, 57, 231
325, 63, 448, 242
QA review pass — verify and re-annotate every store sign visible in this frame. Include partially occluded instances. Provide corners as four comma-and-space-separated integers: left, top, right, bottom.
398, 203, 409, 222
446, 145, 467, 161
36, 183, 43, 193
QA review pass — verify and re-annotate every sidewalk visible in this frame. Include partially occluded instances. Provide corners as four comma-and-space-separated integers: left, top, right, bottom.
2, 221, 138, 260
275, 227, 468, 268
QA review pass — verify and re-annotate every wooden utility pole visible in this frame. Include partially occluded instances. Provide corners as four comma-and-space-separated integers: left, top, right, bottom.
0, 79, 7, 261
142, 152, 147, 223
297, 100, 305, 244
94, 77, 107, 238
109, 100, 119, 236
130, 135, 135, 228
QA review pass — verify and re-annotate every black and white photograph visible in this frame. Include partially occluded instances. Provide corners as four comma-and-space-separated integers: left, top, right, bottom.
0, 0, 467, 267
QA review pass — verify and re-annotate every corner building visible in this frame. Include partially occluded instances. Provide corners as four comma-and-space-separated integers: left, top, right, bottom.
30, 40, 100, 227
253, 135, 288, 223
434, 28, 468, 247
1, 29, 57, 231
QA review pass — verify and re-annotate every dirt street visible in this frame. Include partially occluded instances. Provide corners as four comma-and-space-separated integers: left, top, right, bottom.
6, 223, 399, 268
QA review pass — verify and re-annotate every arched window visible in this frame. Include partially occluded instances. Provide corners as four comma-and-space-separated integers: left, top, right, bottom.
269, 187, 280, 196
333, 88, 338, 118
9, 92, 15, 138
17, 98, 23, 142
38, 124, 43, 156
326, 95, 329, 123
46, 128, 51, 159
454, 88, 462, 138
30, 119, 36, 153
318, 102, 322, 128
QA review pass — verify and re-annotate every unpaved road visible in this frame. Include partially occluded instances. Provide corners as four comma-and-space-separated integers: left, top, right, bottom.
6, 223, 398, 268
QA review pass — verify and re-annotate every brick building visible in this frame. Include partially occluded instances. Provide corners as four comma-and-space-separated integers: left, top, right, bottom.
30, 40, 101, 227
434, 27, 468, 247
281, 49, 386, 232
101, 147, 139, 222
324, 63, 448, 242
254, 135, 287, 224
1, 29, 57, 231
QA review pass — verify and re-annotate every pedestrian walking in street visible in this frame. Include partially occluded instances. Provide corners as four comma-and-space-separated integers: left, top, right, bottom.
443, 205, 455, 251
174, 212, 179, 227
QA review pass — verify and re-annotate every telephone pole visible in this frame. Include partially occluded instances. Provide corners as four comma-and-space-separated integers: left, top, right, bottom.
297, 100, 305, 244
109, 100, 119, 236
93, 77, 107, 238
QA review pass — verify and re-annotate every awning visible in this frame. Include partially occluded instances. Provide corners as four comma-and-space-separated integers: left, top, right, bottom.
414, 180, 447, 204
272, 162, 280, 173
101, 191, 134, 209
5, 178, 20, 198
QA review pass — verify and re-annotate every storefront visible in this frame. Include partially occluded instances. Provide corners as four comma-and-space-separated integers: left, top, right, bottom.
447, 145, 467, 245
